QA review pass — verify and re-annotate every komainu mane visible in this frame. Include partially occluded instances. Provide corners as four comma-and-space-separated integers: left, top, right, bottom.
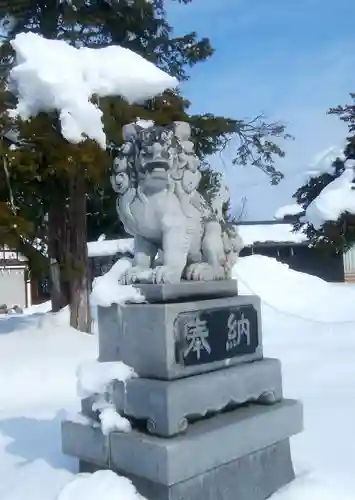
110, 121, 243, 285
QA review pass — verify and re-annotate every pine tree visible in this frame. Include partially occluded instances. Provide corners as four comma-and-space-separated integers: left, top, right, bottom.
292, 93, 355, 250
0, 0, 290, 331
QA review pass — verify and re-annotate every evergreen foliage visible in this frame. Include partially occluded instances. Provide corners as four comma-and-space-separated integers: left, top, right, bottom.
292, 94, 355, 250
0, 0, 290, 329
1, 0, 289, 245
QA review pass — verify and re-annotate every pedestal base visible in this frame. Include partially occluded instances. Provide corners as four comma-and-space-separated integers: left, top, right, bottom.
79, 438, 294, 500
62, 399, 302, 500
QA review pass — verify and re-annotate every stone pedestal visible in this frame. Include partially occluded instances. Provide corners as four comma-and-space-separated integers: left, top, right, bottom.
81, 357, 283, 437
62, 280, 303, 500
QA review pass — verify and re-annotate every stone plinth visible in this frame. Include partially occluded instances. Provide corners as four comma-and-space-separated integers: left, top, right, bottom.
78, 439, 294, 500
98, 294, 263, 379
62, 399, 303, 500
133, 279, 239, 303
65, 280, 303, 500
82, 357, 283, 437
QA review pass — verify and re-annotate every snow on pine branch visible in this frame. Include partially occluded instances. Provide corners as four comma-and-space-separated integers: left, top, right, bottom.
305, 146, 345, 181
8, 32, 178, 148
306, 161, 355, 229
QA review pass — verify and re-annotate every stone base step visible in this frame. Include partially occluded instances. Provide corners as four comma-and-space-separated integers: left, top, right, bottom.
62, 398, 302, 495
82, 357, 283, 437
78, 439, 295, 500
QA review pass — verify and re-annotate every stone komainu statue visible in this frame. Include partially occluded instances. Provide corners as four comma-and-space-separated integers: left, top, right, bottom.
110, 121, 244, 285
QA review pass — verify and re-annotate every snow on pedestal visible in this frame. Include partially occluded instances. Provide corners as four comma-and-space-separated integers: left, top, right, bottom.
9, 32, 178, 148
76, 360, 137, 399
90, 257, 146, 308
76, 359, 138, 435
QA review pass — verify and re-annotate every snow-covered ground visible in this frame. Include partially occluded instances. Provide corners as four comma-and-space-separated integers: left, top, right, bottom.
1, 255, 355, 499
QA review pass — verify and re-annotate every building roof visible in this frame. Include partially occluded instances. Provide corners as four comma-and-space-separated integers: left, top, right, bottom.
87, 238, 134, 258
85, 221, 308, 259
0, 246, 28, 263
237, 221, 307, 247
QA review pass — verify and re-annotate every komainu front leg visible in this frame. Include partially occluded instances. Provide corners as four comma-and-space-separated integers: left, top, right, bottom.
152, 226, 189, 284
121, 235, 157, 284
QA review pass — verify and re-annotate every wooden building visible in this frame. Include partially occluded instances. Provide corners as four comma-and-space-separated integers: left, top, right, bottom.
0, 246, 49, 310
237, 220, 345, 283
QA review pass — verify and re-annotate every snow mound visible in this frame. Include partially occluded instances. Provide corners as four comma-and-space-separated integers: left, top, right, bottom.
271, 474, 354, 500
57, 470, 145, 500
91, 257, 145, 307
23, 301, 52, 316
9, 33, 178, 148
306, 166, 355, 229
233, 255, 355, 323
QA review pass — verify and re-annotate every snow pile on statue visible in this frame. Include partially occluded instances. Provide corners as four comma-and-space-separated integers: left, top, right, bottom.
111, 121, 244, 285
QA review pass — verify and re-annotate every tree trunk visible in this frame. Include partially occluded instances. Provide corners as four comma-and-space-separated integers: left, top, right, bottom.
68, 172, 92, 333
48, 194, 69, 312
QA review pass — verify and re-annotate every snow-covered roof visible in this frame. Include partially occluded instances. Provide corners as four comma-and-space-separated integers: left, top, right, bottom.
87, 238, 134, 258
306, 164, 355, 229
274, 204, 303, 220
0, 246, 28, 262
86, 224, 308, 257
237, 223, 307, 246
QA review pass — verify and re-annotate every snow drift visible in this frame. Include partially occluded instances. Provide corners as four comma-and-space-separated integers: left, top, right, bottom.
233, 255, 355, 323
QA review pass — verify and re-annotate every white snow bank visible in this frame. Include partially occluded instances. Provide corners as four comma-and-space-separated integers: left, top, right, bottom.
76, 360, 136, 399
91, 257, 145, 307
306, 166, 355, 229
0, 308, 95, 412
9, 33, 178, 148
87, 238, 134, 258
238, 223, 306, 246
57, 470, 145, 500
233, 255, 355, 323
23, 300, 51, 316
274, 204, 303, 220
271, 473, 354, 500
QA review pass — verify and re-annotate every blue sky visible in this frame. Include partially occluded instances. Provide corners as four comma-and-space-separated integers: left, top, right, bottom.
167, 0, 355, 219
